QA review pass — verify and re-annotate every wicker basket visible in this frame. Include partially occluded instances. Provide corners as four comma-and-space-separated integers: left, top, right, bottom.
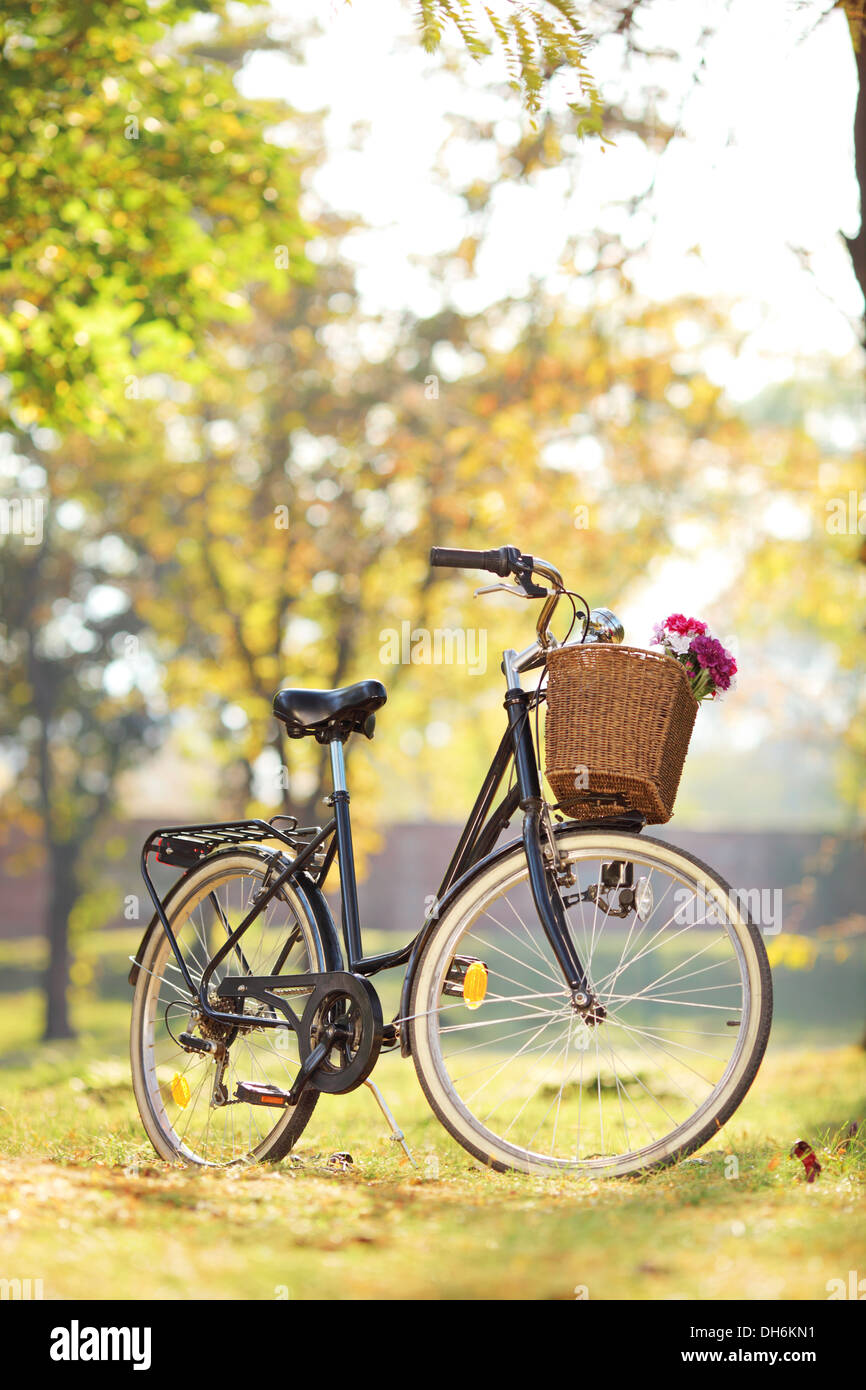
544, 645, 698, 825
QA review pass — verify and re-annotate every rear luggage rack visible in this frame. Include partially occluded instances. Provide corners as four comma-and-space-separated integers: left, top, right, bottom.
147, 817, 324, 869
133, 814, 336, 995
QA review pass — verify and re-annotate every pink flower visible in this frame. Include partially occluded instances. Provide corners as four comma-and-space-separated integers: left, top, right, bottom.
651, 613, 738, 702
658, 614, 708, 639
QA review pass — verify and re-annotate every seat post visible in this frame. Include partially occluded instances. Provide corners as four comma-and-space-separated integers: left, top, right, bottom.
327, 734, 362, 969
329, 738, 347, 793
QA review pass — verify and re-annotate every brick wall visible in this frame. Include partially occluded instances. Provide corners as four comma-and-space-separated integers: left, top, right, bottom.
1, 820, 862, 941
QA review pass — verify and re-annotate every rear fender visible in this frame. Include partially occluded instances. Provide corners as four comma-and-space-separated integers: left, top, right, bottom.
128, 847, 342, 987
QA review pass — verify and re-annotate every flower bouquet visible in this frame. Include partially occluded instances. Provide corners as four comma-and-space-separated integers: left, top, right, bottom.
651, 614, 737, 702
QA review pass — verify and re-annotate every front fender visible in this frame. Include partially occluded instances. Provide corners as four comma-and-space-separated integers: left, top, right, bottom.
398, 811, 645, 1054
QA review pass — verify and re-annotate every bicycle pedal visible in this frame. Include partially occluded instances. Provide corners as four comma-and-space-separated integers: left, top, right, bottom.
234, 1081, 291, 1108
179, 1031, 218, 1055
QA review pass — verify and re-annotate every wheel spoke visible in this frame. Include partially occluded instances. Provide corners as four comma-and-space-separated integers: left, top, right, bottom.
422, 837, 767, 1175
135, 863, 318, 1167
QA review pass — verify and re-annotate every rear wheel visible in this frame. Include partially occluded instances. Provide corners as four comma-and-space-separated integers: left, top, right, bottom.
130, 850, 329, 1167
409, 830, 772, 1177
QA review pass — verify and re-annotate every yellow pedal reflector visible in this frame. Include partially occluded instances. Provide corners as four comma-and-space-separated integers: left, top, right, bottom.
462, 960, 488, 1009
171, 1073, 191, 1108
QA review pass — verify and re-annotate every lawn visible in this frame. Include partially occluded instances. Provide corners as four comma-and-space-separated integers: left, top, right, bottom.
0, 938, 864, 1301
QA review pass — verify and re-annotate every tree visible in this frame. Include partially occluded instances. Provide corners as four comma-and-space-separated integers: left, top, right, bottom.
109, 261, 768, 828
0, 0, 314, 1036
0, 451, 157, 1037
408, 0, 866, 822
841, 1, 866, 316
413, 1, 866, 339
0, 0, 309, 434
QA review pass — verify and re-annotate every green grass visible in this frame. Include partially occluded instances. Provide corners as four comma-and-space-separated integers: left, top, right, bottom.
0, 971, 864, 1301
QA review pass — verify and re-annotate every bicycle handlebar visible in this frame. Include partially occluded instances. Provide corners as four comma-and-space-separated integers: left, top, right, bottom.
429, 546, 520, 577
429, 545, 566, 649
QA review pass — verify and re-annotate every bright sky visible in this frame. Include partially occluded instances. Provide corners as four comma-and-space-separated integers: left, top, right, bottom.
241, 0, 862, 396
234, 1, 863, 799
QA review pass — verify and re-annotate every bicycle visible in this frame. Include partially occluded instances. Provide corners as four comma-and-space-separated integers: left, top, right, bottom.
129, 544, 772, 1176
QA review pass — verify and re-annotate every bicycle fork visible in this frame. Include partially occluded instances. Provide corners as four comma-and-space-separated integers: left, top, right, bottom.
503, 652, 596, 1014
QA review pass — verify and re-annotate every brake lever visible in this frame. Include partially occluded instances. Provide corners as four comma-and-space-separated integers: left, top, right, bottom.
515, 571, 549, 599
512, 558, 549, 598
473, 582, 532, 599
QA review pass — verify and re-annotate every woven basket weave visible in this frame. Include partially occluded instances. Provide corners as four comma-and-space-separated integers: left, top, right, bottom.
544, 645, 698, 825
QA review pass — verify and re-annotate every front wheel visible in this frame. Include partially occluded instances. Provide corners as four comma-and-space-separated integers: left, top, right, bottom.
409, 829, 772, 1177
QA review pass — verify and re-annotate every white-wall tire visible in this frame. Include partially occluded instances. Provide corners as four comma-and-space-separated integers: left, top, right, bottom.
409, 830, 772, 1177
130, 850, 327, 1167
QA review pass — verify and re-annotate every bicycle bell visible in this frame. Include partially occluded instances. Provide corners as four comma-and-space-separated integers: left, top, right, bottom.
584, 608, 625, 644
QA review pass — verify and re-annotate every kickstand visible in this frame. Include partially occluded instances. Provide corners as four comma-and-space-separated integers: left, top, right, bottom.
363, 1078, 418, 1168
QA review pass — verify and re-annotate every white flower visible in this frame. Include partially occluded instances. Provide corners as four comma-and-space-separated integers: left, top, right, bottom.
666, 631, 693, 655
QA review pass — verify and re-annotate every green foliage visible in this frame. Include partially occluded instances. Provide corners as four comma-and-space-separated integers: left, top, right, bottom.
0, 461, 154, 849
0, 0, 310, 434
410, 0, 608, 138
0, 0, 318, 1032
728, 364, 866, 819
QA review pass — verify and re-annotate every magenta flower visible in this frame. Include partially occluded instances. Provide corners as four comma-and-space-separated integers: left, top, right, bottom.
651, 615, 738, 702
690, 634, 738, 692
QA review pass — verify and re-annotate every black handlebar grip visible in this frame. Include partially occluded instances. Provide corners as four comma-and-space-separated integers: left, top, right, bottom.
429, 546, 518, 577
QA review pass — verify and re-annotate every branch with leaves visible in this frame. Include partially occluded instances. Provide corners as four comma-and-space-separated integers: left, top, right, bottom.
406, 0, 608, 136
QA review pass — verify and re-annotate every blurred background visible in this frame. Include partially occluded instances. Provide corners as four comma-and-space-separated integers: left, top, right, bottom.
0, 0, 863, 1069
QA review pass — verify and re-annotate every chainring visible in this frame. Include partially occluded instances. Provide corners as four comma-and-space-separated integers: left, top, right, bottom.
298, 973, 383, 1095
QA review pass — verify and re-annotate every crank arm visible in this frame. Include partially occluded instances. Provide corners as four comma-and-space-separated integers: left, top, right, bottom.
286, 1038, 331, 1106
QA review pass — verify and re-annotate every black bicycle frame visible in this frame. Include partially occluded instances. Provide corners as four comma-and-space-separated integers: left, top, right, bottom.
319, 687, 553, 983
138, 677, 640, 1039
139, 819, 336, 1030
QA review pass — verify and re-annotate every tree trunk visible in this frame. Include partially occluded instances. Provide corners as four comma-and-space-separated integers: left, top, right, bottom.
42, 840, 78, 1040
844, 5, 866, 341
